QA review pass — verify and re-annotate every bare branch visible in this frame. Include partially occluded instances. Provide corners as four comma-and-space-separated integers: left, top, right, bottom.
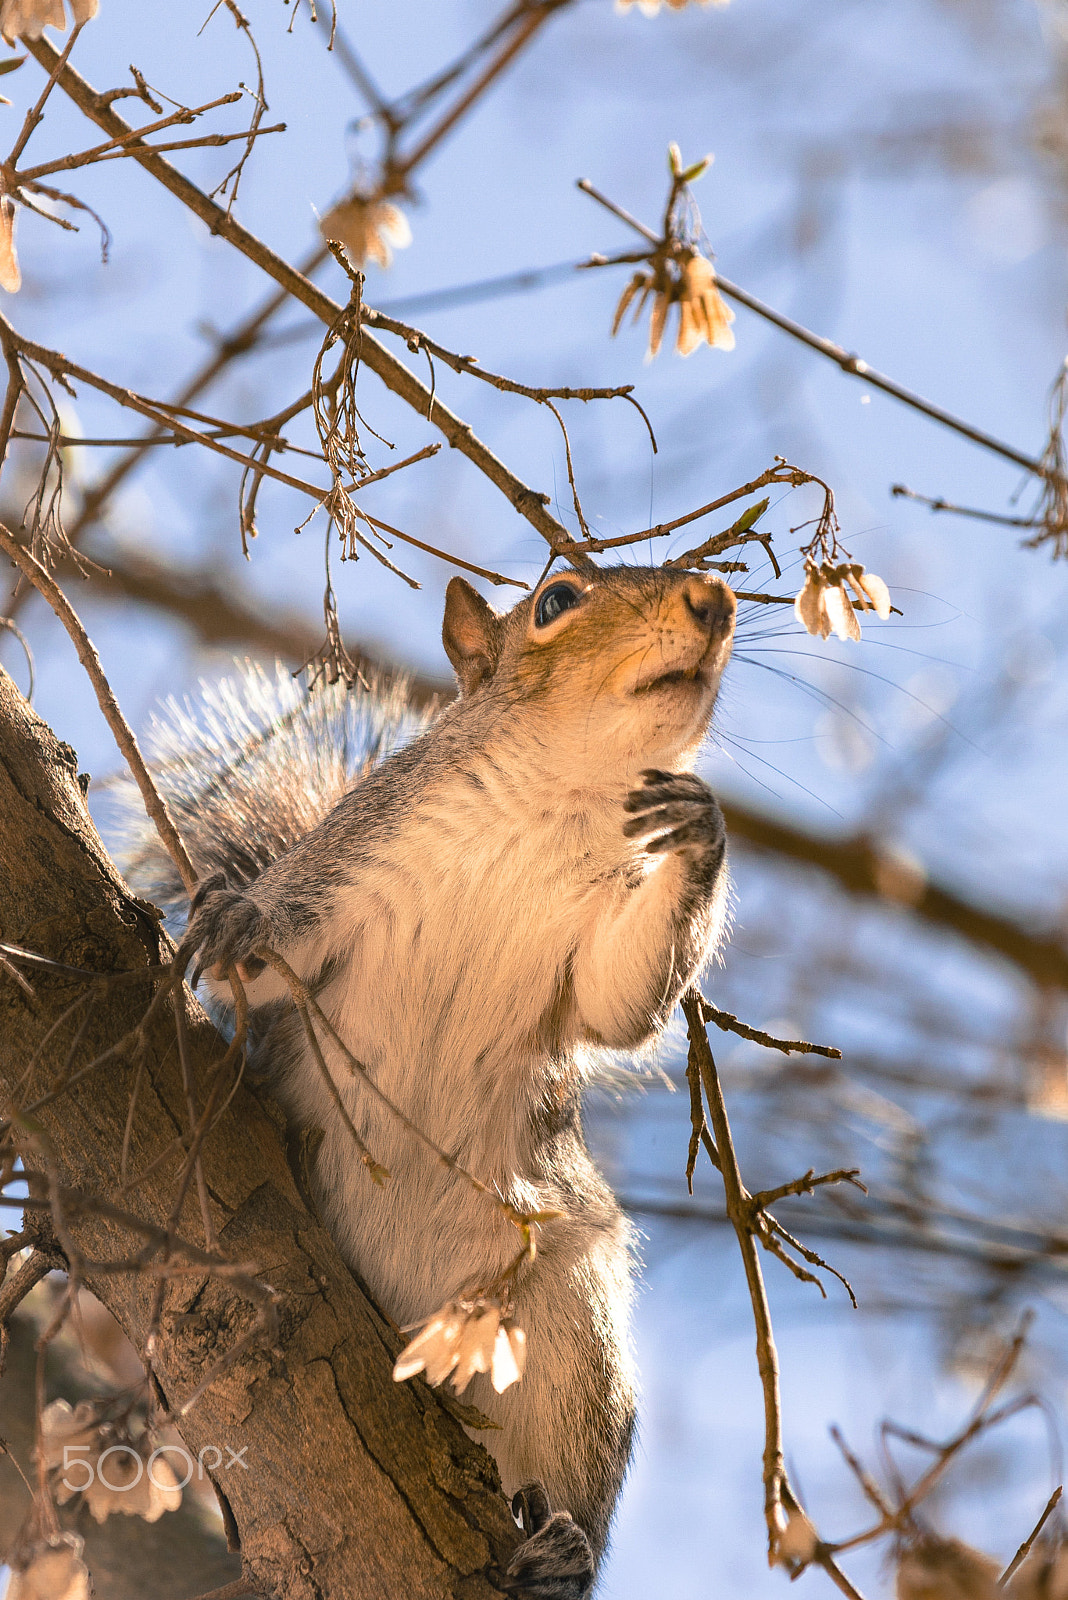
0, 1243, 61, 1325
680, 989, 786, 1554
0, 522, 197, 894
999, 1488, 1063, 1587
699, 997, 842, 1059
577, 176, 1065, 488
23, 37, 593, 567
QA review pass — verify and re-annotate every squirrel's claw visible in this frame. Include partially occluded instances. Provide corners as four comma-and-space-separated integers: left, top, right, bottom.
622, 772, 725, 862
189, 870, 229, 915
506, 1483, 594, 1600
184, 878, 272, 992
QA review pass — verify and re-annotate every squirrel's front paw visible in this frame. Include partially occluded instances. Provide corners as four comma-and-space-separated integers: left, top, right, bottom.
622, 769, 725, 863
505, 1483, 595, 1600
184, 873, 272, 987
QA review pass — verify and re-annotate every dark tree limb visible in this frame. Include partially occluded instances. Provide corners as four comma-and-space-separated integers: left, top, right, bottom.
719, 802, 1068, 992
70, 544, 451, 710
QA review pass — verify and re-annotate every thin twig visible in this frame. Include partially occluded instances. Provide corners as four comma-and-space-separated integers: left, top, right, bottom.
0, 941, 166, 983
577, 177, 1065, 488
362, 300, 647, 540
681, 988, 786, 1555
363, 306, 636, 405
22, 38, 592, 566
0, 947, 34, 998
699, 997, 842, 1059
357, 509, 527, 588
749, 1169, 865, 1209
0, 522, 197, 893
829, 1317, 1037, 1555
999, 1487, 1063, 1586
6, 21, 80, 168
259, 949, 387, 1183
0, 1244, 60, 1324
684, 1029, 707, 1195
51, 244, 329, 562
258, 947, 551, 1241
891, 483, 1041, 529
680, 987, 864, 1593
13, 95, 280, 182
390, 1, 569, 181
208, 0, 269, 211
829, 1426, 896, 1519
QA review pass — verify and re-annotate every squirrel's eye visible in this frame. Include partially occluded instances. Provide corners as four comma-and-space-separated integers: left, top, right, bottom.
534, 582, 581, 628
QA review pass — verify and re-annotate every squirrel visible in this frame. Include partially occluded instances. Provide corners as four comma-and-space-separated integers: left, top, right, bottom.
123, 563, 736, 1598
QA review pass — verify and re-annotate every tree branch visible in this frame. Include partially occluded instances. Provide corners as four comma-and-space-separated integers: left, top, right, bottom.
71, 545, 449, 710
0, 664, 522, 1598
720, 801, 1068, 991
23, 38, 592, 568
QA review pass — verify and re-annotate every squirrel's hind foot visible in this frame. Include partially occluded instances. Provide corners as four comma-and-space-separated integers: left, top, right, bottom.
183, 873, 270, 987
506, 1484, 595, 1600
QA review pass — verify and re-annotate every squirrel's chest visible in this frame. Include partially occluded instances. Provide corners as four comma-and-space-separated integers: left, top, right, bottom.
324, 790, 620, 1066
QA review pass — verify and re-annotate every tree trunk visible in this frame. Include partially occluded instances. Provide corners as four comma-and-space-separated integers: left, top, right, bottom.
0, 665, 521, 1599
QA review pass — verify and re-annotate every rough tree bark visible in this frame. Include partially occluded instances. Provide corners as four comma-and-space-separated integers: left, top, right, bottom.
0, 663, 522, 1599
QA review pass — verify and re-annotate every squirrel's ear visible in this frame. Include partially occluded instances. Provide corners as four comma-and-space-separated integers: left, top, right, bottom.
442, 577, 503, 696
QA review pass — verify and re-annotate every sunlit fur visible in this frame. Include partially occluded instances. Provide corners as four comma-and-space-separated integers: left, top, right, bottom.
125, 564, 736, 1571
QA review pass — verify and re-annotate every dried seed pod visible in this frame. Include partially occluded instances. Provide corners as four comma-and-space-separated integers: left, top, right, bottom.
675, 253, 735, 355
0, 0, 94, 45
320, 196, 411, 268
844, 562, 892, 619
794, 559, 830, 638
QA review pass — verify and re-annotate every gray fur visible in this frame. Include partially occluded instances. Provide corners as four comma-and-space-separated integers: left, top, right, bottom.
115, 660, 425, 930
116, 567, 736, 1595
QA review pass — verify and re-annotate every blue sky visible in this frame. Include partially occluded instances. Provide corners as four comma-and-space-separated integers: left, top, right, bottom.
3, 3, 1068, 1595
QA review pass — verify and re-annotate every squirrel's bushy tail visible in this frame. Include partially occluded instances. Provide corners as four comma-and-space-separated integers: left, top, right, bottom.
111, 660, 428, 935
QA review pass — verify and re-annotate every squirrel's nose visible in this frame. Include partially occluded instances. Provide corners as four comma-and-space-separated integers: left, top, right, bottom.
681, 575, 735, 633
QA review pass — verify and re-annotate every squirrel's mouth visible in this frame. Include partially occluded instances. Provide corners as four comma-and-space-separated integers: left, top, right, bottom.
633, 640, 724, 697
633, 666, 704, 696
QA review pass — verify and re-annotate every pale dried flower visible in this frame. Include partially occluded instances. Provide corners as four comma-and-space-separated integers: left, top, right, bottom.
0, 0, 96, 46
843, 562, 891, 619
39, 1396, 99, 1470
319, 195, 411, 268
794, 559, 890, 642
896, 1536, 1001, 1600
491, 1321, 527, 1392
611, 270, 648, 341
452, 1306, 500, 1393
0, 193, 20, 293
773, 1505, 820, 1571
611, 252, 733, 361
616, 0, 727, 15
822, 579, 861, 643
646, 283, 669, 359
794, 559, 828, 637
392, 1302, 466, 1388
675, 252, 734, 355
393, 1301, 527, 1396
7, 1537, 90, 1600
40, 1398, 182, 1524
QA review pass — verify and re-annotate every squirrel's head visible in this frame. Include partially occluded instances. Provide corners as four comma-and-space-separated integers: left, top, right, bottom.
442, 565, 736, 777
